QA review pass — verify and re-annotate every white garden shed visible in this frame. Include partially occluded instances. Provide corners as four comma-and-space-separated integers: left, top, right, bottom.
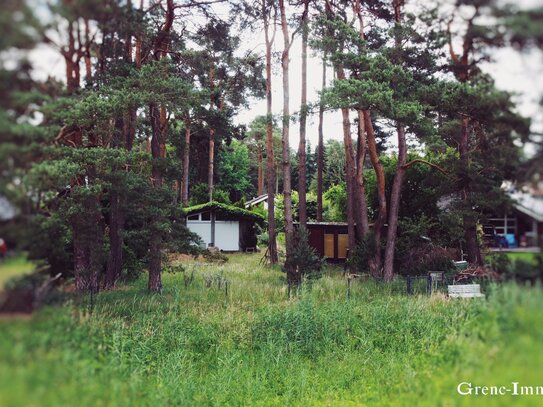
184, 201, 264, 252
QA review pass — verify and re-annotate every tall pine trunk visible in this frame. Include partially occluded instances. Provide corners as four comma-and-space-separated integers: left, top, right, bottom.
279, 0, 296, 283
257, 140, 264, 196
105, 187, 124, 288
335, 65, 357, 254
353, 0, 370, 240
363, 110, 386, 276
297, 0, 309, 226
383, 0, 407, 281
208, 66, 216, 202
316, 55, 326, 222
460, 117, 483, 264
447, 7, 483, 265
355, 111, 370, 238
383, 125, 406, 281
208, 128, 215, 202
148, 102, 163, 292
182, 118, 191, 206
263, 0, 278, 264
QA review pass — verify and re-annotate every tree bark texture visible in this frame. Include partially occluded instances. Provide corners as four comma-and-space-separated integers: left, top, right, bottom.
263, 0, 278, 264
182, 118, 191, 206
335, 65, 357, 254
148, 102, 163, 293
383, 0, 407, 281
383, 125, 406, 281
363, 110, 386, 276
297, 0, 309, 227
279, 0, 296, 283
316, 55, 326, 222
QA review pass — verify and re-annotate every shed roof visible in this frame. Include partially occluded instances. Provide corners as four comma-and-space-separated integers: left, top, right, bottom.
183, 201, 265, 222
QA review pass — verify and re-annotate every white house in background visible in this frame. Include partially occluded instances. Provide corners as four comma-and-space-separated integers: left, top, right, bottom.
245, 194, 269, 210
486, 188, 543, 248
0, 195, 17, 222
184, 201, 264, 252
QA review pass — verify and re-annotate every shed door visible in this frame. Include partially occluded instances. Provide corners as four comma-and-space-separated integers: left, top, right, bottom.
214, 221, 239, 251
337, 234, 348, 259
324, 233, 334, 258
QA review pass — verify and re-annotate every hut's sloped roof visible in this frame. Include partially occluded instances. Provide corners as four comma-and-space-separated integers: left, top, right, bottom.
183, 201, 265, 222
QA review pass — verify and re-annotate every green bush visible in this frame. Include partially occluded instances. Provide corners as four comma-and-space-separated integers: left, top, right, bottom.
286, 226, 324, 280
488, 253, 511, 275
347, 233, 377, 274
188, 183, 231, 206
511, 259, 539, 280
398, 245, 455, 276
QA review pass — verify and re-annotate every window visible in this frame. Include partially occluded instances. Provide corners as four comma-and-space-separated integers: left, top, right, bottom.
187, 214, 199, 221
201, 212, 211, 221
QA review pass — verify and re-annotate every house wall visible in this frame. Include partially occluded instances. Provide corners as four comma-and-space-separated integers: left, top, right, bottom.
187, 220, 240, 251
306, 224, 349, 261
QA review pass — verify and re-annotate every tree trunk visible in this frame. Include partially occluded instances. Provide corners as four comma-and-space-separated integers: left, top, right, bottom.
383, 125, 406, 281
84, 19, 92, 82
355, 111, 370, 238
335, 65, 357, 254
317, 55, 326, 222
64, 20, 81, 94
208, 65, 216, 202
124, 108, 136, 150
279, 0, 296, 283
263, 0, 278, 264
460, 116, 483, 264
208, 128, 215, 202
363, 110, 386, 276
353, 0, 370, 240
340, 106, 356, 254
72, 194, 103, 293
297, 0, 309, 226
382, 0, 407, 282
257, 141, 264, 196
105, 188, 124, 288
182, 118, 191, 206
148, 102, 163, 293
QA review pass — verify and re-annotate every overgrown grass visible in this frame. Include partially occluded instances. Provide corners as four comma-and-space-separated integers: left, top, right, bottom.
0, 254, 36, 289
1, 253, 543, 406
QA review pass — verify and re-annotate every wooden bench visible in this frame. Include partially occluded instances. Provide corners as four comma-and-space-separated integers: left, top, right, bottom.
448, 284, 485, 298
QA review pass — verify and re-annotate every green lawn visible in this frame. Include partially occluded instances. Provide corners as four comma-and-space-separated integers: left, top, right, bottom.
1, 253, 542, 406
0, 254, 36, 290
503, 251, 539, 264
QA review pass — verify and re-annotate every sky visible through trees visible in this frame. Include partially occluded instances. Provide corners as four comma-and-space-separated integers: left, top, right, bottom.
26, 0, 543, 152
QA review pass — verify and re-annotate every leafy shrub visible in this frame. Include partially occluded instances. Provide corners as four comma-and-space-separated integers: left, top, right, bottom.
488, 253, 511, 275
398, 245, 455, 276
347, 233, 377, 273
163, 263, 185, 274
189, 183, 231, 206
286, 226, 324, 280
511, 259, 538, 280
323, 183, 347, 222
395, 215, 437, 258
255, 223, 269, 246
